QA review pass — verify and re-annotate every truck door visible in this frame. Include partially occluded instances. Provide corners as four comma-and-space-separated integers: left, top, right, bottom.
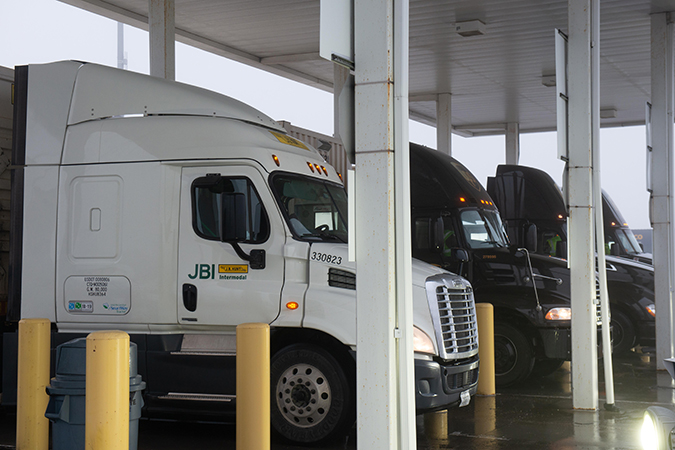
177, 165, 285, 325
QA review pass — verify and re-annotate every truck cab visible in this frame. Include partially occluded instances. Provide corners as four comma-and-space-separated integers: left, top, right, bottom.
409, 143, 587, 386
602, 193, 653, 264
487, 164, 655, 354
4, 61, 480, 444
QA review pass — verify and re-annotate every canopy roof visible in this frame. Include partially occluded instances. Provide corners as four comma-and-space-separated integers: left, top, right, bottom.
60, 0, 675, 136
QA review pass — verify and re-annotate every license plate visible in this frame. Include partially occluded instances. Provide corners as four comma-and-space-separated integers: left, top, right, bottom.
460, 390, 471, 407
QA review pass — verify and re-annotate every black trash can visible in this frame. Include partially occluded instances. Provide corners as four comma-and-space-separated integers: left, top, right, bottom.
45, 337, 145, 450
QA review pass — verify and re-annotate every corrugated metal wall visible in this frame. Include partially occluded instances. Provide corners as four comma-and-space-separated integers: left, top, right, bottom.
279, 121, 351, 190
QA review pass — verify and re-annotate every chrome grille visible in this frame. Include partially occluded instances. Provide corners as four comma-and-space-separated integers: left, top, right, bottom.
426, 275, 479, 360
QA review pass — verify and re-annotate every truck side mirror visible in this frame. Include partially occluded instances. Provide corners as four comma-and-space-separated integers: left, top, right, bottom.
525, 223, 538, 253
556, 240, 567, 259
610, 243, 621, 256
452, 248, 470, 263
220, 192, 266, 269
431, 217, 444, 254
221, 192, 247, 242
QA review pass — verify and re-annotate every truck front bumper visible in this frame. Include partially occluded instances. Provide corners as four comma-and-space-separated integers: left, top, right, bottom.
415, 355, 479, 413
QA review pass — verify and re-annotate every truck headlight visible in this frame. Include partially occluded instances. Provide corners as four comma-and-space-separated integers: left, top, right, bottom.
413, 326, 436, 355
545, 307, 571, 321
641, 406, 675, 450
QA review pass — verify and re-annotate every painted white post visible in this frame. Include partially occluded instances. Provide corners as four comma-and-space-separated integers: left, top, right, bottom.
591, 0, 615, 406
149, 0, 175, 80
437, 93, 452, 155
568, 0, 598, 410
650, 13, 675, 370
393, 0, 416, 446
505, 122, 520, 165
354, 0, 415, 448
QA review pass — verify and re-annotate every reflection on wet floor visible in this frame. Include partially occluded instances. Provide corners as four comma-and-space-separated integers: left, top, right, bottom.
0, 351, 670, 449
418, 353, 663, 450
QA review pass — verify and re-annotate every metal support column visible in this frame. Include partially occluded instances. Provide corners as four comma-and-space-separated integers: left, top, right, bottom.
354, 0, 415, 448
149, 0, 175, 80
650, 13, 675, 370
568, 0, 598, 410
505, 122, 520, 165
591, 0, 615, 407
437, 93, 452, 155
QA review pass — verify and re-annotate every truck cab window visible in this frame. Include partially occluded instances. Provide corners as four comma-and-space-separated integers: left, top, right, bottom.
192, 175, 269, 243
271, 173, 347, 243
611, 228, 642, 255
460, 209, 509, 249
413, 215, 458, 260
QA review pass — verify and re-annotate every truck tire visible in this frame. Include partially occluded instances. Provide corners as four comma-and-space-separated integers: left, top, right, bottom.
271, 344, 354, 444
494, 322, 535, 387
610, 309, 636, 355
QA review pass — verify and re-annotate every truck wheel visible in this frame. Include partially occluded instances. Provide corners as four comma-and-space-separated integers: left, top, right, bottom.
494, 323, 535, 386
610, 310, 636, 355
271, 344, 354, 444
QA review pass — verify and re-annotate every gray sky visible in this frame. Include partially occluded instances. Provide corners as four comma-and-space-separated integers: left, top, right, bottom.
2, 0, 651, 229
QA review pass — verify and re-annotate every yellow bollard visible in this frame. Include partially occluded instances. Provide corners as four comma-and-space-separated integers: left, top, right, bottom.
423, 410, 448, 440
16, 318, 51, 450
476, 303, 496, 395
236, 323, 270, 450
85, 331, 129, 450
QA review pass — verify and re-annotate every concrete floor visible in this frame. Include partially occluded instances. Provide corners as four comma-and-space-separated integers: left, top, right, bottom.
0, 351, 670, 449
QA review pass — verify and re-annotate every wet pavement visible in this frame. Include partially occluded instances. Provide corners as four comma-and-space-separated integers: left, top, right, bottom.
0, 351, 670, 449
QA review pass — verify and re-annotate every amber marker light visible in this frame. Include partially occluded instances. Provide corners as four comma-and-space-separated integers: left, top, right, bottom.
307, 162, 315, 172
272, 155, 280, 166
545, 307, 572, 321
558, 214, 564, 219
321, 166, 328, 175
286, 301, 299, 310
611, 222, 616, 226
338, 172, 343, 182
459, 197, 466, 202
315, 164, 322, 173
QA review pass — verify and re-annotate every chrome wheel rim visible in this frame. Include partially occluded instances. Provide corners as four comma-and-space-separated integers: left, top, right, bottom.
275, 363, 332, 428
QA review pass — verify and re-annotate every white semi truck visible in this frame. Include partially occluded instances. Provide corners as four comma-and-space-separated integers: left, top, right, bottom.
5, 61, 479, 444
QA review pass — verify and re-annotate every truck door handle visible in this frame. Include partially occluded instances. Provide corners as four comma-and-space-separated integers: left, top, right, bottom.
183, 283, 197, 312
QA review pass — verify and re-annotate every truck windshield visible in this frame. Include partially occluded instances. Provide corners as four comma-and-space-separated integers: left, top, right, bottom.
460, 209, 509, 249
612, 228, 643, 255
271, 173, 348, 243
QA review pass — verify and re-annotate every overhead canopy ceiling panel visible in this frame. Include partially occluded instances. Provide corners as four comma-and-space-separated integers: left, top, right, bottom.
60, 0, 675, 136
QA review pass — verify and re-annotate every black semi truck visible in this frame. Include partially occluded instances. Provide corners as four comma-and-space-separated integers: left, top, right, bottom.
409, 144, 603, 385
487, 164, 655, 354
603, 193, 652, 265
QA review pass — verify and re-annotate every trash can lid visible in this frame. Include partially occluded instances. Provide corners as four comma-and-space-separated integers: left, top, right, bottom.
54, 337, 139, 379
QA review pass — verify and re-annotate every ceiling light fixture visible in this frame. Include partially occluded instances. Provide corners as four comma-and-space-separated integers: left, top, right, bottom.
541, 75, 556, 87
455, 20, 486, 37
